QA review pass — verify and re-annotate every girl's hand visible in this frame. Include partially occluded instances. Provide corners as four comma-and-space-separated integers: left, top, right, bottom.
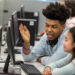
43, 67, 52, 75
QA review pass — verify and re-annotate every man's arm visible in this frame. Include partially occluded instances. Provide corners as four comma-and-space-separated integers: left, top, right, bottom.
21, 33, 47, 62
41, 44, 68, 65
47, 54, 72, 69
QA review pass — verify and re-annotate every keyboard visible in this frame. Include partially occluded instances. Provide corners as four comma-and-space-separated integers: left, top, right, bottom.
20, 63, 42, 75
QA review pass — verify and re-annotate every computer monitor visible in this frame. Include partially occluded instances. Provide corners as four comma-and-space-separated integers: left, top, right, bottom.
7, 25, 15, 64
18, 19, 37, 46
11, 11, 20, 46
0, 26, 2, 52
4, 19, 20, 54
0, 26, 2, 60
0, 25, 21, 75
11, 11, 36, 46
20, 5, 25, 18
25, 12, 39, 35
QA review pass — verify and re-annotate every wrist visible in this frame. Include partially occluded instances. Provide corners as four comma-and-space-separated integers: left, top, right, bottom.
22, 44, 30, 54
24, 41, 30, 44
24, 42, 30, 49
23, 48, 30, 54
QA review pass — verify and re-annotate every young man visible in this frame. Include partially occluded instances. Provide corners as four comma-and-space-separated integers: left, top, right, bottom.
19, 2, 70, 66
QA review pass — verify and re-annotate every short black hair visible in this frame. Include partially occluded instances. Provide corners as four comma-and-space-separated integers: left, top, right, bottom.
42, 2, 70, 24
65, 0, 75, 17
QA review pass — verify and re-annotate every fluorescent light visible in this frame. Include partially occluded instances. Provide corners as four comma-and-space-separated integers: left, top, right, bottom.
43, 0, 47, 1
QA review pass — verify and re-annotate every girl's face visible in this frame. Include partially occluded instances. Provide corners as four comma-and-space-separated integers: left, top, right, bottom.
63, 32, 75, 54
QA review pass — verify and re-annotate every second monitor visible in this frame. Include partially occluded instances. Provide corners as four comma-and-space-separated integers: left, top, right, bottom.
11, 11, 37, 46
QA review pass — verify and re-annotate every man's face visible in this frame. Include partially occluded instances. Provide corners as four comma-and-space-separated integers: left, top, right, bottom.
45, 19, 65, 40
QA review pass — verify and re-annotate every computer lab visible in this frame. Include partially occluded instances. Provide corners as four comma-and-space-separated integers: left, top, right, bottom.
0, 0, 75, 75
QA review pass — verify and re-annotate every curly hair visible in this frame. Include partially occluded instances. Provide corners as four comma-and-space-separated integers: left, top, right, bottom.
42, 2, 70, 24
65, 0, 75, 17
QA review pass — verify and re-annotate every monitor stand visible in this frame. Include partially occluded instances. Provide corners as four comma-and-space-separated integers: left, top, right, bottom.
0, 54, 21, 75
4, 48, 20, 54
0, 59, 5, 63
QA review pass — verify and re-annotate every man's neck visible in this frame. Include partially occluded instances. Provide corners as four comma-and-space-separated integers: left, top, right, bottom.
47, 36, 59, 47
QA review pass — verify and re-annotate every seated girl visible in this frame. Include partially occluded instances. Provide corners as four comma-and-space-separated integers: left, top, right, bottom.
43, 27, 75, 75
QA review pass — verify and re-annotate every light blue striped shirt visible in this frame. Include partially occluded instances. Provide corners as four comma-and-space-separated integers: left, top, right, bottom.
21, 25, 70, 65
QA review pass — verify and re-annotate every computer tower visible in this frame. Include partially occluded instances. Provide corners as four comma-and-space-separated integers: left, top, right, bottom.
17, 11, 39, 35
18, 19, 36, 46
25, 12, 39, 35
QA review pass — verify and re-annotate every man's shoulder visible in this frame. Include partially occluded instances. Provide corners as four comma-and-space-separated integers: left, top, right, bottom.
59, 26, 70, 39
57, 26, 70, 44
40, 33, 48, 41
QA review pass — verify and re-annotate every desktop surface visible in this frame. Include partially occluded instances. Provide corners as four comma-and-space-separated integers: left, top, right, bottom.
0, 67, 21, 75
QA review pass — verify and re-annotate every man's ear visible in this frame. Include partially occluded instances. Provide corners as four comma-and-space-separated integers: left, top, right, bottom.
61, 24, 66, 31
62, 24, 66, 29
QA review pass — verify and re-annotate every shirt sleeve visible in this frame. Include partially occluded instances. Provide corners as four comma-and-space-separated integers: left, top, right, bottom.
47, 54, 72, 70
41, 44, 68, 65
52, 61, 75, 75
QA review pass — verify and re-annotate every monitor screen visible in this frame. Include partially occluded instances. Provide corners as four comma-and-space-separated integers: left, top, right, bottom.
7, 25, 15, 64
12, 11, 19, 45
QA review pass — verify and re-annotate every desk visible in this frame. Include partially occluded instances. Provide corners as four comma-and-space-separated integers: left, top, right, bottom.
0, 44, 44, 75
